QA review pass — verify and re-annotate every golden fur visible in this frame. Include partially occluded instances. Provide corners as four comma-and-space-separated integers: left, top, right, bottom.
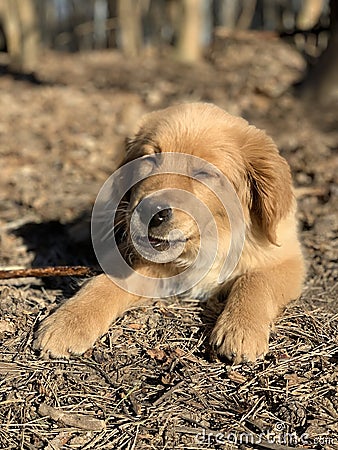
35, 103, 305, 363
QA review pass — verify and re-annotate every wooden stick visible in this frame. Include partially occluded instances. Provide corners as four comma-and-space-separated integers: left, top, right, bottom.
0, 266, 101, 280
38, 403, 106, 431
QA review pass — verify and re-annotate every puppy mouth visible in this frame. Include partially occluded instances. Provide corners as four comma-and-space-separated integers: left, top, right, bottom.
136, 233, 187, 251
149, 235, 171, 251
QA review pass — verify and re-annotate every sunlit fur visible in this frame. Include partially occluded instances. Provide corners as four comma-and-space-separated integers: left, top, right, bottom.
35, 103, 305, 363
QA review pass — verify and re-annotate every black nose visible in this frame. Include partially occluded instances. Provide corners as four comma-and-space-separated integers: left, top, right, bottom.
139, 199, 172, 228
150, 207, 172, 228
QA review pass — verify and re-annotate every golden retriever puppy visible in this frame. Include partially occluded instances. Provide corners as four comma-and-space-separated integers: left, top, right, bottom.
34, 103, 305, 363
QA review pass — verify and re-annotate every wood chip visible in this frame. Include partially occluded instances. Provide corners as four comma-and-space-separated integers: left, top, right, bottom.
127, 323, 143, 330
146, 348, 166, 360
38, 403, 106, 431
228, 370, 248, 384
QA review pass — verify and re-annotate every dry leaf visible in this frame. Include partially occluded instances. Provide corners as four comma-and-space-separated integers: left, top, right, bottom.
146, 348, 166, 360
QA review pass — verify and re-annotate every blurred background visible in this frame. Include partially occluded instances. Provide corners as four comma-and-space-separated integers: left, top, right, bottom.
0, 0, 337, 105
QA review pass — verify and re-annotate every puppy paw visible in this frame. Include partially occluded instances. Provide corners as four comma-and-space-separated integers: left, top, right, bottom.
210, 311, 270, 364
34, 307, 101, 358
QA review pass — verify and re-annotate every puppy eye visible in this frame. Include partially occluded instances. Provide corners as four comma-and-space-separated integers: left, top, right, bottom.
194, 170, 217, 180
142, 154, 157, 166
138, 154, 157, 177
195, 171, 210, 179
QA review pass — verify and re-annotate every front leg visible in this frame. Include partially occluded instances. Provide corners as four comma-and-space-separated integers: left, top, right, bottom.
34, 274, 143, 358
210, 257, 304, 363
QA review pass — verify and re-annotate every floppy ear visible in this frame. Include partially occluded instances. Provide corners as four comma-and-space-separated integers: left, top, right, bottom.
123, 132, 158, 165
122, 136, 144, 164
243, 126, 294, 245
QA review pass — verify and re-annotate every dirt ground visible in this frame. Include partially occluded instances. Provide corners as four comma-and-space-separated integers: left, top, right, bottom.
0, 36, 337, 449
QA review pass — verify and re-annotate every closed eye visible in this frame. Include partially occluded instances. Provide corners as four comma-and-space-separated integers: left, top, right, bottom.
141, 154, 157, 165
193, 169, 219, 180
138, 154, 158, 176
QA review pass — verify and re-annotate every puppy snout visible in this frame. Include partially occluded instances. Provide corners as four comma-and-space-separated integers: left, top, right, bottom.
139, 198, 172, 228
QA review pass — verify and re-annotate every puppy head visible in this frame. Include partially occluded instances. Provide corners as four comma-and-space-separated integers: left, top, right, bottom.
119, 103, 293, 270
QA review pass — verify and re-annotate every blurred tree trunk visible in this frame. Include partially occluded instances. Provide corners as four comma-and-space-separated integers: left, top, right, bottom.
297, 0, 324, 30
107, 0, 118, 47
237, 0, 257, 30
94, 0, 108, 48
36, 0, 55, 49
301, 0, 338, 107
0, 0, 38, 71
117, 0, 142, 57
0, 0, 21, 68
176, 0, 203, 62
17, 0, 38, 70
263, 0, 279, 30
144, 0, 166, 49
219, 0, 238, 29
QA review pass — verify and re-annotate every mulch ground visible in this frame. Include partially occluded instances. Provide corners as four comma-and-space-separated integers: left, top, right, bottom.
0, 36, 337, 449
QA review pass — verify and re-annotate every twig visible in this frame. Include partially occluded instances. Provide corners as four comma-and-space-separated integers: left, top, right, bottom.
38, 403, 106, 431
153, 380, 185, 407
0, 266, 101, 280
295, 186, 328, 198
